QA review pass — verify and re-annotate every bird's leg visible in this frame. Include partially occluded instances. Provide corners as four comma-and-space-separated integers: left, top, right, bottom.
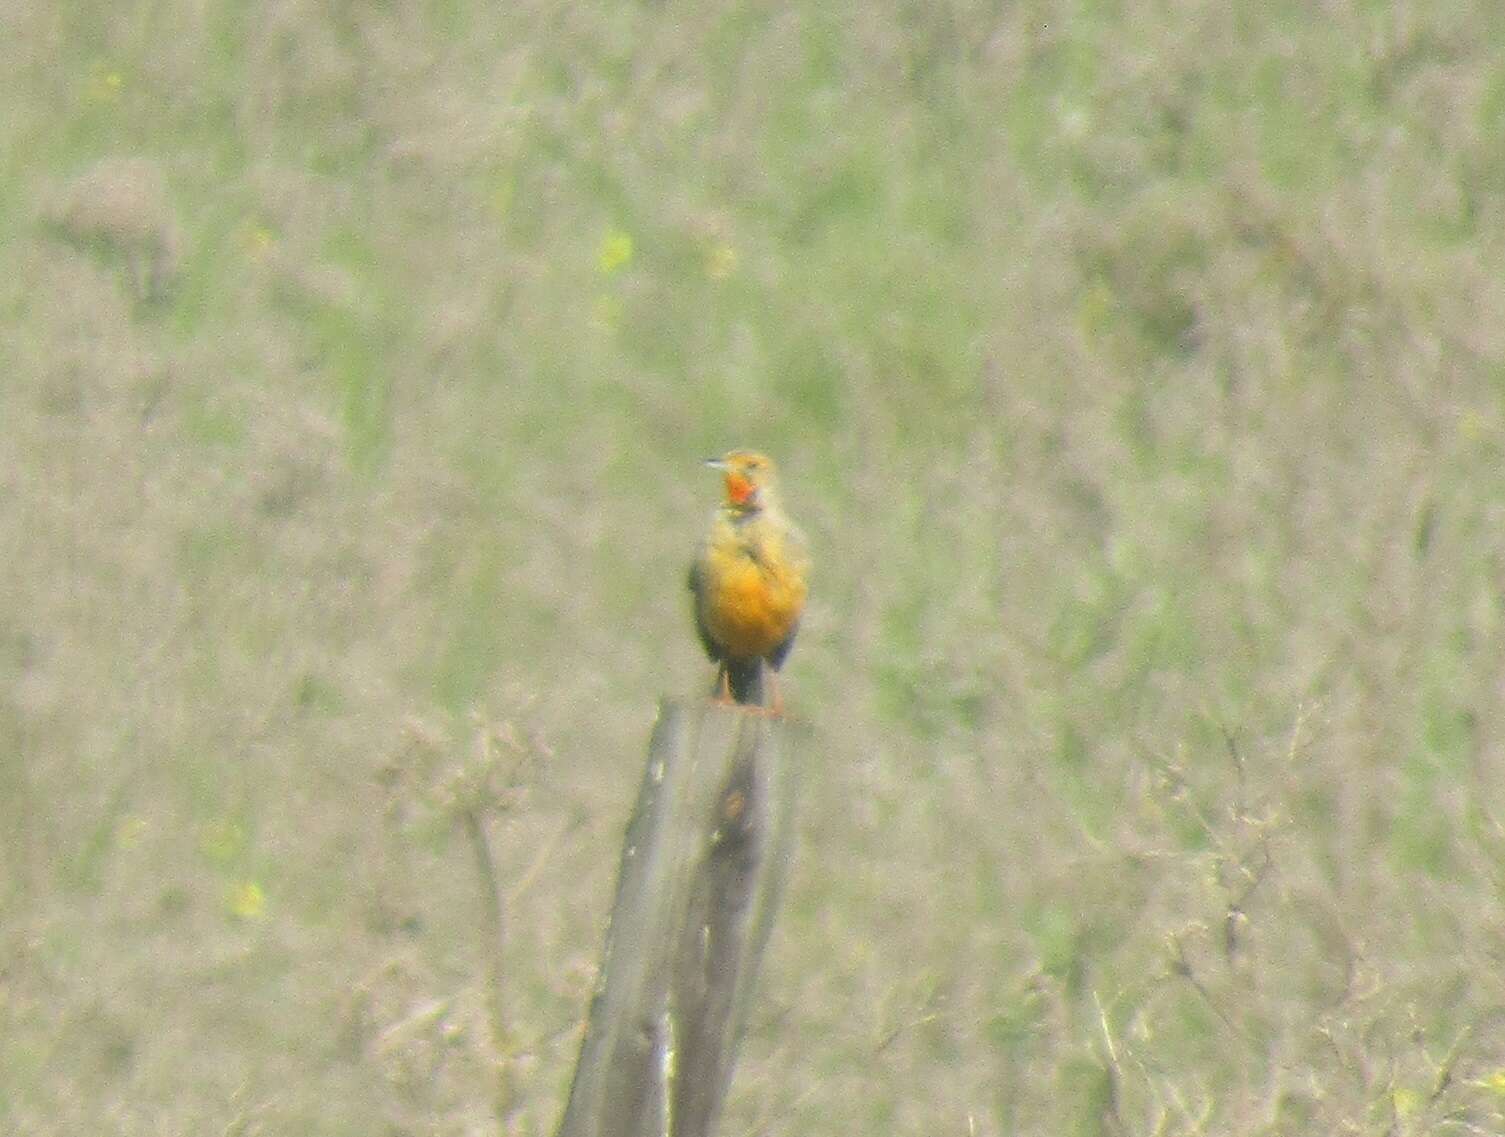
712, 665, 734, 705
766, 670, 784, 717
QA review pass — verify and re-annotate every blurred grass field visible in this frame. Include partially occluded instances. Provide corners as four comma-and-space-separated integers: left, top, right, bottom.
4, 1, 1505, 1133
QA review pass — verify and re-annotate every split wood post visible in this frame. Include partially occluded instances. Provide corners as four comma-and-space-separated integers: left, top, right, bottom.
555, 699, 798, 1137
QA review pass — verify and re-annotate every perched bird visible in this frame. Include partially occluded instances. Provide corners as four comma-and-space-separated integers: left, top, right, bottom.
688, 450, 809, 712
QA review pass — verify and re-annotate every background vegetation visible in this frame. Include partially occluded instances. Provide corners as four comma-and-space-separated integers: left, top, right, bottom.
4, 1, 1505, 1133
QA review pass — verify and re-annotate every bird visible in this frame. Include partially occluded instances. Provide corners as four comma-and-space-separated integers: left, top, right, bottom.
687, 450, 809, 713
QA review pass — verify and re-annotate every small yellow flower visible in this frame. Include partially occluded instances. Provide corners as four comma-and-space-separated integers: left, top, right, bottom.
1392, 1087, 1421, 1119
598, 230, 633, 274
86, 63, 124, 103
705, 242, 738, 280
1480, 1069, 1505, 1095
227, 880, 266, 920
246, 226, 275, 258
116, 816, 148, 849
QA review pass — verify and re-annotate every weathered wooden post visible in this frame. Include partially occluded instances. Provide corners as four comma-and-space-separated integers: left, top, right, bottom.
555, 700, 797, 1137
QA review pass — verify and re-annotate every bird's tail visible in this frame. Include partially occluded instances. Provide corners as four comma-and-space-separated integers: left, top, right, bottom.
725, 659, 764, 706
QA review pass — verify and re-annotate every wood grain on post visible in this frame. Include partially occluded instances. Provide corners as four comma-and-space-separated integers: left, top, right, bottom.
555, 700, 797, 1137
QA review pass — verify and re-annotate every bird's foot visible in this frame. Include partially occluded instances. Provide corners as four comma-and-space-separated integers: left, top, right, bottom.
766, 673, 785, 718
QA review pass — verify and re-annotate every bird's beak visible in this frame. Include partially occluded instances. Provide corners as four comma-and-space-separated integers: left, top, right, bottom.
704, 457, 728, 471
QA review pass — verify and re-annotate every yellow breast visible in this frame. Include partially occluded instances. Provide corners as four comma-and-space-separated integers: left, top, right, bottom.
696, 514, 808, 660
701, 556, 806, 659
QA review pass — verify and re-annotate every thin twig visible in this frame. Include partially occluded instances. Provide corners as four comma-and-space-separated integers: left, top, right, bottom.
461, 805, 516, 1126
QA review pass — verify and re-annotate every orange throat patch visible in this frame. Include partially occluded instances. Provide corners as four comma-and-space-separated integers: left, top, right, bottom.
725, 472, 755, 506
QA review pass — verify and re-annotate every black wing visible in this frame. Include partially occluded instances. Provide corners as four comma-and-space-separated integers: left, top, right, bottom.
686, 561, 722, 661
766, 618, 800, 670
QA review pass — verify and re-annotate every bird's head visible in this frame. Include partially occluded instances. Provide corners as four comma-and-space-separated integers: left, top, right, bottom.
705, 449, 777, 512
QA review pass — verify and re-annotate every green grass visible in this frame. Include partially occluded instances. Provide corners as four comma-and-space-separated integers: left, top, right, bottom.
4, 0, 1505, 1133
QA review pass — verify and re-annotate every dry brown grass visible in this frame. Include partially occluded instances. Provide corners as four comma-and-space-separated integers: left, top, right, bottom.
3, 1, 1505, 1134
